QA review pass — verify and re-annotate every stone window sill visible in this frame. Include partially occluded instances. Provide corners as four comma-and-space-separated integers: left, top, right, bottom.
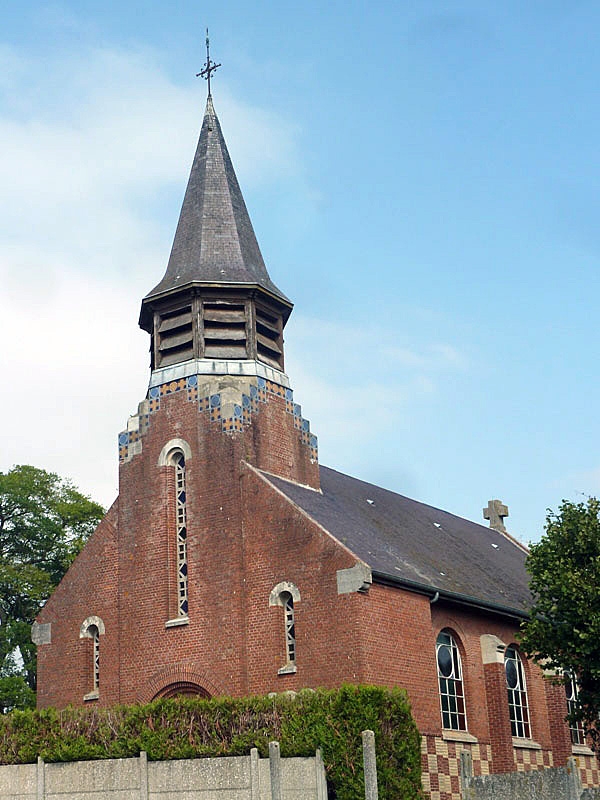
165, 616, 189, 628
442, 730, 478, 743
83, 690, 99, 702
512, 737, 542, 750
277, 663, 297, 675
572, 744, 594, 756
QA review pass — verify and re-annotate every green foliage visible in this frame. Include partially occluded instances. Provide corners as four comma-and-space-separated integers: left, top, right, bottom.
0, 465, 104, 712
519, 497, 600, 747
0, 686, 422, 799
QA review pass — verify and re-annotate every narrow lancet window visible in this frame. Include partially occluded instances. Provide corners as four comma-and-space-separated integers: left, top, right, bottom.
173, 452, 188, 616
269, 582, 300, 675
281, 591, 296, 665
89, 624, 100, 691
79, 616, 104, 701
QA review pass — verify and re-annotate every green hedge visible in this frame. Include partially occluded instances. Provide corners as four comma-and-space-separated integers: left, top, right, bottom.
0, 685, 422, 799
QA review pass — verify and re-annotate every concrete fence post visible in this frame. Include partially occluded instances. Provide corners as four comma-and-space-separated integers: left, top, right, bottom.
36, 756, 45, 800
566, 756, 582, 800
315, 748, 327, 800
269, 740, 282, 800
362, 730, 378, 800
139, 751, 148, 800
250, 748, 260, 800
460, 751, 473, 800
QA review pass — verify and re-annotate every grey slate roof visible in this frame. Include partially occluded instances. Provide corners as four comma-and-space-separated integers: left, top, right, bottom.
145, 96, 290, 304
265, 466, 533, 618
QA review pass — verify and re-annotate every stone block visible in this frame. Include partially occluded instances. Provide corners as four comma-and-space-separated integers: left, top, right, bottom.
31, 621, 51, 645
336, 563, 372, 594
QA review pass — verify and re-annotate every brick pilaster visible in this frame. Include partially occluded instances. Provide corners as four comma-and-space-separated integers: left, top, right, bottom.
481, 634, 514, 773
543, 673, 572, 767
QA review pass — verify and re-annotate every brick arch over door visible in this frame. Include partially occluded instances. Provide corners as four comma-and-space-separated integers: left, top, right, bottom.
153, 681, 211, 700
140, 665, 223, 704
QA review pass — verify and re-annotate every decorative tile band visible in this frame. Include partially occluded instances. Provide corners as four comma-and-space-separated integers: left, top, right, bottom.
513, 745, 553, 772
421, 736, 491, 800
576, 752, 600, 789
118, 375, 317, 464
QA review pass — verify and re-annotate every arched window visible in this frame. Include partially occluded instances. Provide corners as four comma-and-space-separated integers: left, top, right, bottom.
565, 672, 585, 745
80, 616, 105, 700
436, 630, 467, 731
89, 624, 100, 691
280, 591, 296, 665
172, 451, 188, 617
158, 439, 192, 624
269, 582, 300, 675
505, 645, 531, 738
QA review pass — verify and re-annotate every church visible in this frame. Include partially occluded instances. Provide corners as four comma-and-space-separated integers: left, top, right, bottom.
32, 66, 598, 800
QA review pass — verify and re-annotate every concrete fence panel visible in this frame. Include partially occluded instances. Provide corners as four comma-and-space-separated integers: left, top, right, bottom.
46, 757, 141, 800
0, 747, 326, 800
0, 764, 36, 800
148, 755, 253, 800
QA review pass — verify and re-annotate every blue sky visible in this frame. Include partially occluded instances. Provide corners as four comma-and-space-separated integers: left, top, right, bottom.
1, 2, 600, 544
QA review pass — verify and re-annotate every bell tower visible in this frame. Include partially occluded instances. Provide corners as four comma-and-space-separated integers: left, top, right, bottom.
121, 54, 318, 489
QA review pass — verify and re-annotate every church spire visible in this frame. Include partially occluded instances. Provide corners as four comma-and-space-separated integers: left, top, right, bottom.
140, 65, 292, 374
142, 96, 289, 306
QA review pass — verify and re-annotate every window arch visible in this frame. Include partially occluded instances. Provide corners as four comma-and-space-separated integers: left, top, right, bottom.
565, 671, 585, 745
505, 645, 531, 738
80, 616, 105, 700
436, 629, 467, 731
269, 582, 300, 675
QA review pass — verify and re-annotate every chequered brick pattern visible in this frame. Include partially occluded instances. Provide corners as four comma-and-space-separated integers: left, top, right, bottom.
576, 752, 600, 789
421, 735, 491, 800
513, 746, 553, 772
118, 374, 317, 462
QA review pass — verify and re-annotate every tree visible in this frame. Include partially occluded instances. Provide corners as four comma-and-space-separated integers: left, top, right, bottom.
519, 497, 600, 747
0, 465, 104, 712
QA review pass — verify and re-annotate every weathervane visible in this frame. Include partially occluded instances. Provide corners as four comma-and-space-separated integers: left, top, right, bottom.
196, 28, 221, 97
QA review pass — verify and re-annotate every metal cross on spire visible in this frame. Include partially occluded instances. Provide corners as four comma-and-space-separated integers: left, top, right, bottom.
196, 28, 221, 97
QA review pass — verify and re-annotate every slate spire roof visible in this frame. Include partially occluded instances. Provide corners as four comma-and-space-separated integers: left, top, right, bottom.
144, 96, 289, 305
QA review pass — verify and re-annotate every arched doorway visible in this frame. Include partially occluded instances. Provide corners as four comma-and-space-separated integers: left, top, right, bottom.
153, 681, 211, 700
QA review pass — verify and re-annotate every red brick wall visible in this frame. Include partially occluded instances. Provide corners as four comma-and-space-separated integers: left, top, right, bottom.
358, 584, 440, 731
544, 678, 572, 767
240, 464, 362, 694
36, 503, 120, 708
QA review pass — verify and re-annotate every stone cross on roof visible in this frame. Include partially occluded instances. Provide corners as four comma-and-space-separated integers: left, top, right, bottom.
483, 499, 509, 533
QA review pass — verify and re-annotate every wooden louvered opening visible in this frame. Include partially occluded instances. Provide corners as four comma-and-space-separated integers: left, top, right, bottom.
157, 306, 194, 367
256, 306, 283, 369
202, 301, 248, 359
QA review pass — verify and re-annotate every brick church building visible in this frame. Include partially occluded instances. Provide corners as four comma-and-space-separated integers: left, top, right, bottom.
33, 85, 598, 799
